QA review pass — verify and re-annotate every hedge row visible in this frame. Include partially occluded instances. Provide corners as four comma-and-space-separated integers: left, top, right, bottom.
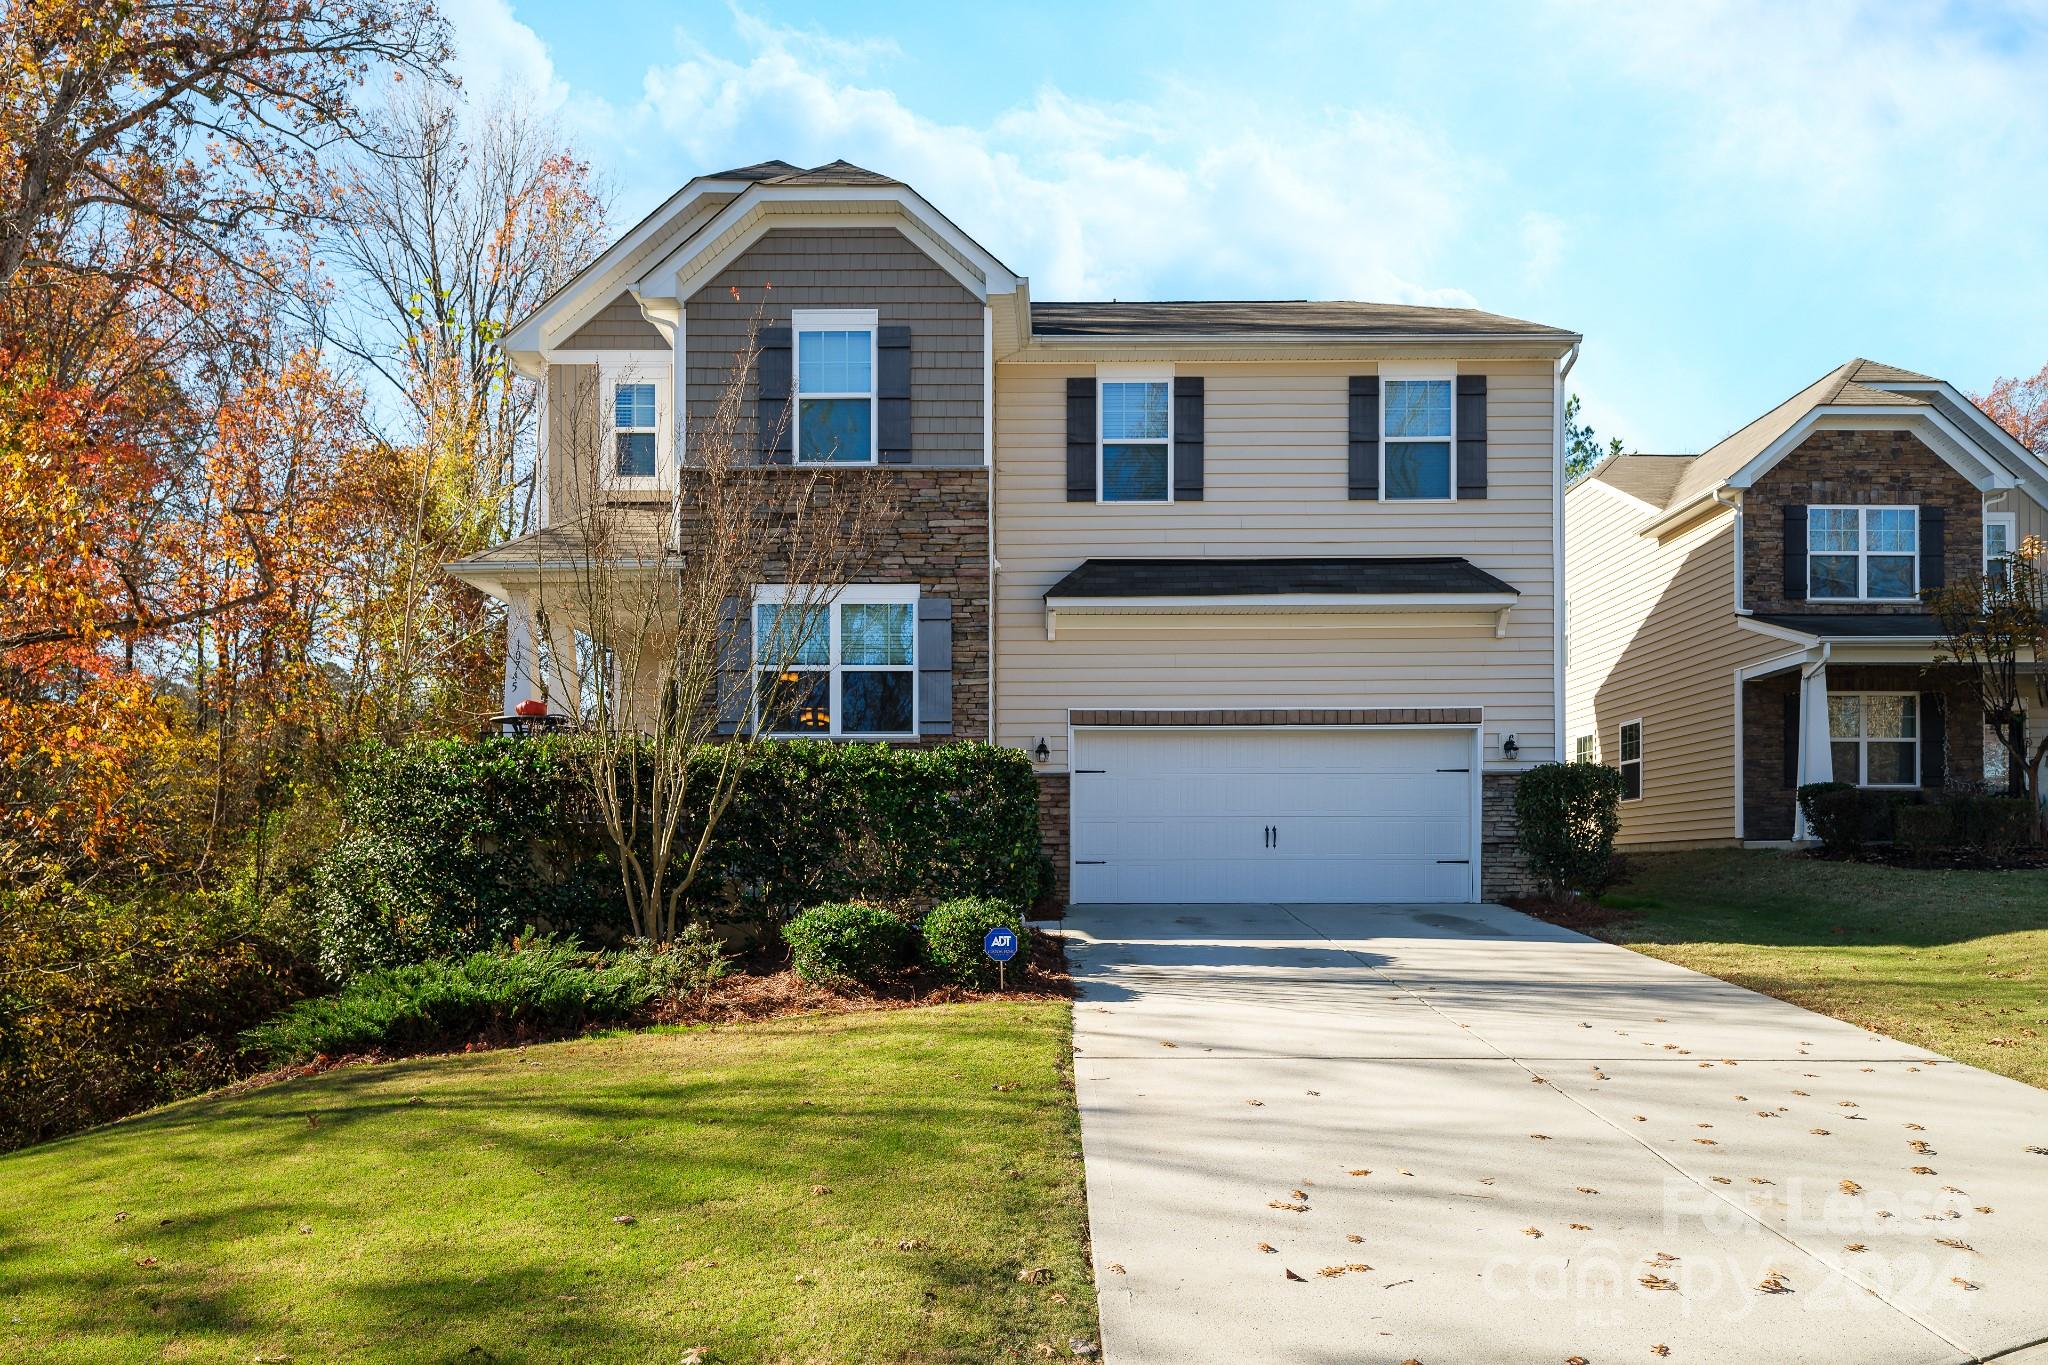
314, 738, 1043, 978
1798, 782, 2036, 858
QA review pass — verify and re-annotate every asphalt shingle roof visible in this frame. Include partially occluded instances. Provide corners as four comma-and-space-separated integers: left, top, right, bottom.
1044, 557, 1518, 599
1029, 300, 1576, 341
1751, 613, 1946, 639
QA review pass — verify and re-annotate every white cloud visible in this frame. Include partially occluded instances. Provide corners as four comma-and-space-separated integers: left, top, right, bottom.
633, 21, 1490, 304
1519, 211, 1566, 288
442, 0, 568, 114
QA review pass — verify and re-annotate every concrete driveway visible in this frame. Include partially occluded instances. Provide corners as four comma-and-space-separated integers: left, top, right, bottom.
1060, 903, 2048, 1365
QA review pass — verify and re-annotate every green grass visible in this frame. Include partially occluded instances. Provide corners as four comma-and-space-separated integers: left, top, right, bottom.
0, 1002, 1097, 1364
1599, 849, 2048, 1087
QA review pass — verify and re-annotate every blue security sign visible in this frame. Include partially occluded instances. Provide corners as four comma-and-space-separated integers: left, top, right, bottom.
982, 927, 1021, 962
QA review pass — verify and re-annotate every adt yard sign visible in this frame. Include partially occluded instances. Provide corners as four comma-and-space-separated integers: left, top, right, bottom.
983, 926, 1020, 990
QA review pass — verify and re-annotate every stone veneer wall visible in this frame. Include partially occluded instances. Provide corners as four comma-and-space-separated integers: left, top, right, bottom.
1743, 429, 1982, 615
1481, 772, 1538, 902
666, 465, 988, 747
1035, 772, 1070, 909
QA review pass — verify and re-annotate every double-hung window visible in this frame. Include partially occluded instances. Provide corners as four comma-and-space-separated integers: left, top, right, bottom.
1575, 735, 1597, 764
597, 353, 670, 487
794, 310, 876, 464
753, 586, 916, 737
1985, 512, 2017, 588
1098, 373, 1171, 502
1828, 693, 1917, 788
1383, 377, 1454, 500
1617, 720, 1643, 801
1808, 506, 1917, 600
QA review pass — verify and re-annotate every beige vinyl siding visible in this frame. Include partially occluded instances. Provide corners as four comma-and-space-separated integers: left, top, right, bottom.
1563, 484, 1785, 846
545, 363, 598, 524
2008, 489, 2048, 556
994, 360, 1558, 771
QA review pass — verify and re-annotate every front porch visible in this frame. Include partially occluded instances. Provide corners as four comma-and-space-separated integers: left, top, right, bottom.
1739, 627, 2016, 840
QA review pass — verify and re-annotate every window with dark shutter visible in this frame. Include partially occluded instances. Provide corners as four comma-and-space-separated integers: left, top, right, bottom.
1172, 376, 1204, 502
757, 327, 793, 464
1919, 506, 1946, 592
1347, 377, 1380, 500
715, 596, 752, 735
1783, 505, 1807, 601
1455, 375, 1488, 500
1066, 377, 1096, 502
877, 325, 912, 464
917, 597, 953, 736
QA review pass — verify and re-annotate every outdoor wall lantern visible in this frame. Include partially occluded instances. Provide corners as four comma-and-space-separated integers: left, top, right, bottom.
1501, 733, 1520, 760
1033, 738, 1051, 763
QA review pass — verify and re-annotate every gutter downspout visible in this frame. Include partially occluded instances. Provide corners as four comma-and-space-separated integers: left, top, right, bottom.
1713, 487, 1746, 613
1553, 342, 1579, 771
984, 303, 998, 745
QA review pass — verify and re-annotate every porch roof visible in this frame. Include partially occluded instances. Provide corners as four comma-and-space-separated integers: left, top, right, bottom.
1751, 612, 1946, 640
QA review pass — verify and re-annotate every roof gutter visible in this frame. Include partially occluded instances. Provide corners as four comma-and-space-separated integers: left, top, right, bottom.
1023, 330, 1582, 349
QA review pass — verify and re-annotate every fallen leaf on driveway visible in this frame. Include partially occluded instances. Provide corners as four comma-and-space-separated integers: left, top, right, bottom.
1975, 1206, 1994, 1214
1952, 1277, 1979, 1290
1647, 1252, 1680, 1265
1348, 1169, 1371, 1177
1576, 1186, 1599, 1194
1909, 1141, 1935, 1154
2029, 1146, 2048, 1156
1910, 1166, 1937, 1175
1652, 1347, 1672, 1358
1792, 1089, 1810, 1097
1839, 1181, 1862, 1196
1693, 1138, 1718, 1146
1568, 1356, 1590, 1364
1904, 1123, 1925, 1131
1291, 1189, 1309, 1201
1268, 1201, 1309, 1213
1936, 1239, 1976, 1252
1529, 1133, 1552, 1141
1632, 1115, 1648, 1122
1570, 1223, 1592, 1231
1750, 1177, 1773, 1185
1755, 1272, 1792, 1294
1285, 1268, 1306, 1282
1245, 1099, 1264, 1107
1317, 1265, 1346, 1278
1522, 1227, 1543, 1238
1638, 1273, 1677, 1291
1107, 1263, 1125, 1274
1810, 1129, 1831, 1136
1256, 1242, 1276, 1253
1709, 1176, 1732, 1185
1160, 1041, 1178, 1048
1346, 1261, 1371, 1272
1844, 1243, 1867, 1253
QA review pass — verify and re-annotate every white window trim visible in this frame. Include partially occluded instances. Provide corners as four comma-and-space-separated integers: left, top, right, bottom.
1574, 734, 1597, 764
1984, 510, 2018, 582
1618, 719, 1643, 802
1807, 504, 1919, 602
1095, 364, 1174, 505
1378, 365, 1458, 503
792, 308, 879, 467
751, 583, 918, 739
597, 351, 673, 492
1828, 690, 1920, 789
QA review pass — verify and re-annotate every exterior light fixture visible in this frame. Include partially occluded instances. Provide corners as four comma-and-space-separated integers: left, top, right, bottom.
1502, 733, 1520, 760
1033, 738, 1050, 763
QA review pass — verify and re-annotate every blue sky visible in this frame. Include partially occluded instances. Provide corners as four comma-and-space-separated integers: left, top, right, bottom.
445, 0, 2048, 453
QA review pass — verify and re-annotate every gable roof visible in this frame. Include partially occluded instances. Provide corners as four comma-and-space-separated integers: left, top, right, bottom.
1660, 359, 1935, 513
1581, 453, 1696, 507
1030, 299, 1576, 342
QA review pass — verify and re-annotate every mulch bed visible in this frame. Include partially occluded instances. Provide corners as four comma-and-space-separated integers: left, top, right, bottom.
1504, 895, 1643, 935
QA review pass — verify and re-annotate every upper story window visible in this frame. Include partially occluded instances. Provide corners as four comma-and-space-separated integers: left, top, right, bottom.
753, 585, 916, 738
1384, 377, 1454, 500
1099, 375, 1171, 503
794, 310, 876, 464
597, 352, 670, 489
1985, 512, 2017, 588
1617, 720, 1643, 801
1808, 505, 1917, 600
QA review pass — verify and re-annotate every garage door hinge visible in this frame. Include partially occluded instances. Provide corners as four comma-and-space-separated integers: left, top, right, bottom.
1435, 859, 1470, 864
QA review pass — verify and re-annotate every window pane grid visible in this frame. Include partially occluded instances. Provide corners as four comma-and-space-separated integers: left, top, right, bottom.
756, 597, 915, 737
1098, 380, 1171, 503
1828, 692, 1918, 787
795, 327, 875, 464
1808, 506, 1916, 599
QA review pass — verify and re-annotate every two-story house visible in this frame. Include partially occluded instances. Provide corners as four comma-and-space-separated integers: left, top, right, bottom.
1565, 360, 2048, 846
448, 160, 1581, 904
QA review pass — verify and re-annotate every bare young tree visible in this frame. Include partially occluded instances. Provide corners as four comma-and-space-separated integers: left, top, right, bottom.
530, 298, 898, 942
1929, 534, 2047, 822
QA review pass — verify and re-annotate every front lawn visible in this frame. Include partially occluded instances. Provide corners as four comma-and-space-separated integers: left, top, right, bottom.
1596, 849, 2048, 1088
0, 1002, 1097, 1364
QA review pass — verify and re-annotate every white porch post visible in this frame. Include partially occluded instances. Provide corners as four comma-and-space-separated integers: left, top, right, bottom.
543, 614, 581, 720
502, 591, 543, 716
1792, 647, 1834, 840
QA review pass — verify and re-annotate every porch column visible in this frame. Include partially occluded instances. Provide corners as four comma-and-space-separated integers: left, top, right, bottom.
502, 591, 543, 715
1791, 653, 1833, 840
543, 613, 581, 720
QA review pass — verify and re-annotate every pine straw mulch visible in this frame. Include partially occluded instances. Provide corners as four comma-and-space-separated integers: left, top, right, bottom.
1503, 895, 1644, 935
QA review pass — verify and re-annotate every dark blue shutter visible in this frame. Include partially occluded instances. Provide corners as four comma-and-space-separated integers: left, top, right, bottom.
757, 326, 792, 464
1348, 377, 1379, 499
1173, 376, 1204, 501
1455, 374, 1488, 500
917, 597, 953, 735
715, 596, 752, 736
1918, 506, 1945, 592
1066, 377, 1096, 502
1783, 505, 1808, 601
877, 325, 912, 465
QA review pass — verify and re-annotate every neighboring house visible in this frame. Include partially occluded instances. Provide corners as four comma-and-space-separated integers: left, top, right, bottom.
447, 160, 1582, 905
1564, 360, 2048, 847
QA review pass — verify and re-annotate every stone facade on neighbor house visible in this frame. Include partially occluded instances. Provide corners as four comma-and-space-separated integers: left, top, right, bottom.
1035, 773, 1071, 908
1743, 428, 1983, 615
1480, 773, 1538, 901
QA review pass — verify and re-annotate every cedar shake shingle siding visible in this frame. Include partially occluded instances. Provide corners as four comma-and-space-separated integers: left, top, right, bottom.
685, 227, 984, 469
563, 293, 669, 350
1741, 428, 1981, 616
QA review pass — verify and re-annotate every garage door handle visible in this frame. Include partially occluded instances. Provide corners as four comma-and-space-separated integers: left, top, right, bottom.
1437, 767, 1470, 773
1436, 858, 1469, 864
1074, 768, 1106, 775
1075, 859, 1107, 865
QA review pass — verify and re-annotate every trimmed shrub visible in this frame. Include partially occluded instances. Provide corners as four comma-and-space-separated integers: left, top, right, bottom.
617, 924, 731, 1003
1797, 783, 1911, 855
1894, 802, 1954, 853
1948, 795, 2037, 855
921, 897, 1029, 988
1513, 762, 1625, 898
314, 739, 621, 980
314, 739, 1045, 976
241, 935, 662, 1066
781, 903, 914, 986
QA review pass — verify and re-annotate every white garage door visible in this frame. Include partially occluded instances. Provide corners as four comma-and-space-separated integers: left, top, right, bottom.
1070, 728, 1477, 904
